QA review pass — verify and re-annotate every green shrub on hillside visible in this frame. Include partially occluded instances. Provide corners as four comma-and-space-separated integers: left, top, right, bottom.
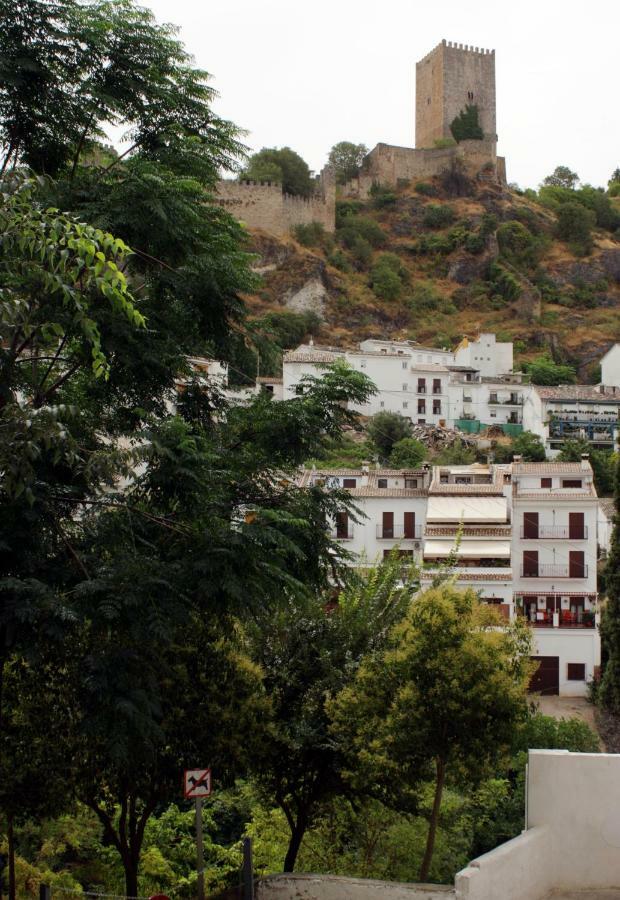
488, 262, 522, 301
350, 236, 373, 268
422, 204, 456, 229
555, 202, 595, 255
390, 437, 427, 468
497, 221, 546, 269
336, 200, 365, 225
523, 354, 576, 385
327, 248, 352, 272
415, 181, 436, 196
405, 281, 445, 313
370, 181, 397, 208
370, 252, 408, 301
338, 215, 386, 249
293, 221, 327, 247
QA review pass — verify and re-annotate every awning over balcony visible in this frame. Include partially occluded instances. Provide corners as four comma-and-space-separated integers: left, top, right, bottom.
424, 540, 511, 558
427, 496, 508, 523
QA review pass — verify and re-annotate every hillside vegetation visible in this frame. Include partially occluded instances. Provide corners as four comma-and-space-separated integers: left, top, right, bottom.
240, 167, 620, 382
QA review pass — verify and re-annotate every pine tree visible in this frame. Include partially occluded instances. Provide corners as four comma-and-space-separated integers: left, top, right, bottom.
599, 454, 620, 711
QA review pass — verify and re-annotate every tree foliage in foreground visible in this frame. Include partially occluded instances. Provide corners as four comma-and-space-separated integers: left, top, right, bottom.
331, 585, 532, 881
328, 142, 368, 184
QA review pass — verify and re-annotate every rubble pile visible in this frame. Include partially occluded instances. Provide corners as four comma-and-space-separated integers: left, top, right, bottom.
410, 423, 477, 451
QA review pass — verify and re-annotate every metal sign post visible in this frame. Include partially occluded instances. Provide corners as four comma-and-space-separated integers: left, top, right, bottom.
195, 798, 205, 900
184, 769, 212, 900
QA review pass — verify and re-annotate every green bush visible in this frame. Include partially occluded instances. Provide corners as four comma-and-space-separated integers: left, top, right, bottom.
524, 354, 576, 385
350, 235, 373, 268
497, 220, 545, 268
465, 232, 486, 254
609, 182, 620, 197
370, 252, 407, 301
406, 281, 444, 312
422, 204, 456, 229
336, 200, 365, 226
338, 215, 386, 249
433, 137, 457, 149
389, 437, 427, 467
488, 262, 521, 301
555, 201, 595, 255
327, 248, 352, 272
414, 181, 435, 196
367, 411, 412, 460
450, 104, 484, 142
242, 146, 314, 197
369, 181, 397, 208
293, 221, 327, 247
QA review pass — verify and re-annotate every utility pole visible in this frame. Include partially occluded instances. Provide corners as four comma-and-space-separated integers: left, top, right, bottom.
195, 798, 205, 900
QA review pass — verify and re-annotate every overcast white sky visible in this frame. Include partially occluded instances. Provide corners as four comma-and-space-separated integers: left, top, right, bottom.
140, 0, 618, 189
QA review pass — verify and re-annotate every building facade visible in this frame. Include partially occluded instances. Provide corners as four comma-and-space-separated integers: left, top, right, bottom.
522, 384, 620, 457
299, 459, 602, 696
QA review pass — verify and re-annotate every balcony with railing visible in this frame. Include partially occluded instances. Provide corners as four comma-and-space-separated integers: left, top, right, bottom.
520, 564, 588, 579
330, 525, 354, 540
488, 396, 523, 406
376, 524, 423, 540
518, 609, 596, 628
520, 525, 589, 540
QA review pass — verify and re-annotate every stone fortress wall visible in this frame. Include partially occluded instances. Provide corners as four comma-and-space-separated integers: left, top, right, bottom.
214, 166, 336, 236
216, 38, 506, 230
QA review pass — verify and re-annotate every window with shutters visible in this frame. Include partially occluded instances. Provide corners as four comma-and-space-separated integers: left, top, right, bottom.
342, 478, 356, 488
567, 663, 586, 681
541, 477, 552, 488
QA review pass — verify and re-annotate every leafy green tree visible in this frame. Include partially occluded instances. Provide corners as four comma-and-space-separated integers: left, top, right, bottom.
389, 437, 427, 468
450, 105, 484, 142
248, 556, 418, 872
524, 354, 577, 385
242, 147, 314, 197
557, 440, 615, 495
328, 142, 368, 184
331, 586, 532, 881
0, 0, 244, 180
512, 431, 546, 461
367, 411, 412, 461
599, 454, 620, 711
543, 166, 579, 189
555, 201, 596, 254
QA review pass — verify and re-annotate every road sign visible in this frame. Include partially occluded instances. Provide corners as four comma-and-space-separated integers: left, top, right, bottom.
184, 768, 212, 799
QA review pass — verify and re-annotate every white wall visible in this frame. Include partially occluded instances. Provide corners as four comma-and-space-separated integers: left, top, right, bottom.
527, 750, 620, 893
453, 333, 513, 378
457, 750, 620, 898
532, 628, 600, 696
601, 343, 620, 387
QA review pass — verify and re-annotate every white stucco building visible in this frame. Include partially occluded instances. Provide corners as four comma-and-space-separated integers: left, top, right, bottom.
511, 459, 600, 696
297, 466, 431, 564
300, 459, 602, 696
420, 462, 514, 611
522, 384, 620, 457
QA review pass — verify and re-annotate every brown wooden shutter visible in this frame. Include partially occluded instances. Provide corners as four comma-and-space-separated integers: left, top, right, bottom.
569, 550, 585, 578
569, 512, 584, 539
523, 550, 538, 577
523, 512, 539, 539
404, 512, 415, 539
382, 511, 394, 539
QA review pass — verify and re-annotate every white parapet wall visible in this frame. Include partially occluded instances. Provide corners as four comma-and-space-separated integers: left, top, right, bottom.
455, 750, 620, 899
256, 874, 455, 900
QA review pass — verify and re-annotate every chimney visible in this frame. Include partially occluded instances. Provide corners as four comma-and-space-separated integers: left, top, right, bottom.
513, 454, 523, 463
581, 453, 590, 470
361, 463, 369, 487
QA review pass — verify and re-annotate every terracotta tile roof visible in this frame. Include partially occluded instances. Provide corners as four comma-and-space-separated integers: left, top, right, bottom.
429, 484, 505, 495
535, 385, 620, 403
599, 498, 615, 518
256, 376, 283, 383
512, 462, 593, 474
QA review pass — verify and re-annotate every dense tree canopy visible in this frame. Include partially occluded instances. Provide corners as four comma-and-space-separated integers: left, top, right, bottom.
241, 147, 314, 197
328, 141, 368, 184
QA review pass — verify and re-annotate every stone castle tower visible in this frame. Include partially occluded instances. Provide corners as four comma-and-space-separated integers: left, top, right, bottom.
415, 39, 496, 149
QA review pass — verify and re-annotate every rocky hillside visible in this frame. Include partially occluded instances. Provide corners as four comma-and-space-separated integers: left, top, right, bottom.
241, 173, 620, 380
